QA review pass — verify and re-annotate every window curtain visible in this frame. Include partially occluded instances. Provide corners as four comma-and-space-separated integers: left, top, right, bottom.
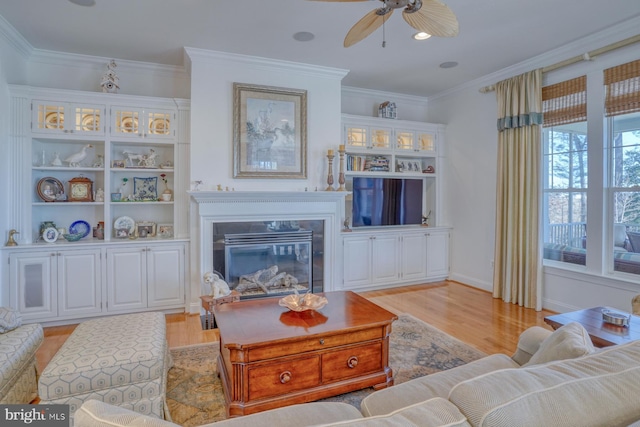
493, 69, 543, 310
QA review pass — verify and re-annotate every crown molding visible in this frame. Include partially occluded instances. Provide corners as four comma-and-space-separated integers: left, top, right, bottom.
0, 14, 32, 59
428, 15, 640, 101
184, 47, 349, 81
341, 85, 428, 107
28, 49, 189, 79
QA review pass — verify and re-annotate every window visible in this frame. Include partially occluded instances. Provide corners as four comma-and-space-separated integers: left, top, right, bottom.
606, 59, 640, 274
542, 76, 588, 265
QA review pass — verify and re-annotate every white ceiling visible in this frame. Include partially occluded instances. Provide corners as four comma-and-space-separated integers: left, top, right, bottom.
1, 0, 640, 97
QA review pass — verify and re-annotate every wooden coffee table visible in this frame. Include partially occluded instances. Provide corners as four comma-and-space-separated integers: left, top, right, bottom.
213, 290, 397, 417
544, 306, 640, 347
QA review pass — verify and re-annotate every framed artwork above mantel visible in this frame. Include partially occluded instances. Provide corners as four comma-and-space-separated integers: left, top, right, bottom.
233, 83, 307, 179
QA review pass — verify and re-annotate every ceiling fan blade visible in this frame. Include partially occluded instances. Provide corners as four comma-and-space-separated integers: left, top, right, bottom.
344, 8, 393, 47
403, 0, 459, 37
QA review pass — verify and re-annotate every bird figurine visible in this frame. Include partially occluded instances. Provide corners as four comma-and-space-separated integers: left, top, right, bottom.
65, 144, 93, 167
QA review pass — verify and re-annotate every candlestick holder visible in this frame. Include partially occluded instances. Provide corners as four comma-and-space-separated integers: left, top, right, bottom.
338, 146, 346, 191
326, 153, 335, 191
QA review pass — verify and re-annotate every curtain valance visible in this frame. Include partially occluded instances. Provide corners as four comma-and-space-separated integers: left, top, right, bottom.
496, 69, 543, 131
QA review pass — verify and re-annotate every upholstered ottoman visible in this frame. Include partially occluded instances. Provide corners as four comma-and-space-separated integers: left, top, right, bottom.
38, 312, 171, 421
0, 323, 44, 403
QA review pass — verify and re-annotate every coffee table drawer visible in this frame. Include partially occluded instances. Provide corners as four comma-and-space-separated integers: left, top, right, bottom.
248, 355, 321, 400
322, 342, 382, 383
248, 327, 383, 362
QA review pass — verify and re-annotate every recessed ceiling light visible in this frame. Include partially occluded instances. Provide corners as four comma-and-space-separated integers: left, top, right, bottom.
413, 32, 431, 41
439, 61, 458, 69
68, 0, 96, 5
293, 32, 315, 42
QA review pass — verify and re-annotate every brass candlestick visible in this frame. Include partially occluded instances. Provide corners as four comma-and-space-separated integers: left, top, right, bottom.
326, 151, 335, 191
338, 145, 346, 191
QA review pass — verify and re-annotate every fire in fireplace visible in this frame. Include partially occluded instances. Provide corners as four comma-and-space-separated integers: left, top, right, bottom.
213, 220, 324, 299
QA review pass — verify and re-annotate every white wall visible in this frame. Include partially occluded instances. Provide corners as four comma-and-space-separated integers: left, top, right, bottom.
185, 48, 348, 192
342, 86, 429, 122
427, 87, 497, 291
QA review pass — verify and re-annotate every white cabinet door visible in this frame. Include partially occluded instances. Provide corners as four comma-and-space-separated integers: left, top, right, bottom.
10, 252, 57, 321
106, 247, 147, 311
401, 233, 427, 281
147, 244, 185, 308
57, 249, 102, 317
426, 231, 450, 278
371, 235, 399, 284
343, 235, 373, 288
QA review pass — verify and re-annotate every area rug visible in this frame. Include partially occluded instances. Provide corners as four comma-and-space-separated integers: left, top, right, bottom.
166, 313, 486, 427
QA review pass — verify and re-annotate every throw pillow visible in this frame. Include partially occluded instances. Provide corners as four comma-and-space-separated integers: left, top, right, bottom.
524, 321, 595, 366
0, 307, 22, 333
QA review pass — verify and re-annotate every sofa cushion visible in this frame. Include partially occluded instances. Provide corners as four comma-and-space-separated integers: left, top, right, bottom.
510, 326, 552, 365
76, 399, 364, 427
449, 340, 640, 427
319, 398, 471, 427
523, 321, 594, 366
361, 354, 518, 417
0, 307, 22, 333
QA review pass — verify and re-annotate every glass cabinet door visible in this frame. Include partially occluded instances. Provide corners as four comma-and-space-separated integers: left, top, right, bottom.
10, 253, 57, 321
345, 125, 368, 149
370, 127, 392, 149
33, 101, 104, 136
417, 132, 436, 153
396, 130, 415, 151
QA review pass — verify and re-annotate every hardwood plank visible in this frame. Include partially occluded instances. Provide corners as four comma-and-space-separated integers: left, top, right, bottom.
35, 281, 555, 373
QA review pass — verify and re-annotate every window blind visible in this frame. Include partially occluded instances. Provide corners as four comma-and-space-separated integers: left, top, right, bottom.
604, 59, 640, 117
542, 76, 587, 127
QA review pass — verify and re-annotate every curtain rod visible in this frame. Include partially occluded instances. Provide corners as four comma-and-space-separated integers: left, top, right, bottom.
478, 33, 640, 94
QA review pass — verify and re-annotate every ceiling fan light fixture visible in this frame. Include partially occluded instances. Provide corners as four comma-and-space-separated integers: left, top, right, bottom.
413, 32, 431, 40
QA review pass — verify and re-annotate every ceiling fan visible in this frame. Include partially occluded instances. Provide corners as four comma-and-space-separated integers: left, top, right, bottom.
310, 0, 459, 47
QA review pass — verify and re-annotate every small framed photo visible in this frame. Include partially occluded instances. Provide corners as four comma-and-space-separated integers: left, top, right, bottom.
157, 223, 174, 239
111, 160, 126, 168
114, 228, 130, 239
135, 222, 156, 238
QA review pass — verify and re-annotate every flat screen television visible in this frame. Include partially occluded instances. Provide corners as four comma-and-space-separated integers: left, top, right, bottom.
352, 177, 423, 227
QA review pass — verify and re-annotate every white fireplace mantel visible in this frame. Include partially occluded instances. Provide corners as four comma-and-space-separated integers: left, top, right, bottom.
188, 191, 348, 312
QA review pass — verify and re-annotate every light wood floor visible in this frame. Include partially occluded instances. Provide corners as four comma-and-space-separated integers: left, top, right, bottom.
35, 281, 555, 373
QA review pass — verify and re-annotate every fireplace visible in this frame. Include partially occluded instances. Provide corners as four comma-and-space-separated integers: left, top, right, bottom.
213, 220, 324, 299
189, 191, 348, 312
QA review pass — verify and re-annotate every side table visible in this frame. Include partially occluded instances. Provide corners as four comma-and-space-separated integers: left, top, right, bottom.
200, 291, 241, 329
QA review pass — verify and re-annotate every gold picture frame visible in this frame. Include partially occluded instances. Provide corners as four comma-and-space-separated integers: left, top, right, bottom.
135, 221, 156, 238
233, 83, 307, 179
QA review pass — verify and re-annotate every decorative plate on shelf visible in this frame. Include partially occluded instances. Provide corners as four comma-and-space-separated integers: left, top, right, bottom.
36, 177, 64, 202
133, 177, 158, 201
69, 220, 91, 238
113, 216, 135, 234
150, 118, 170, 135
120, 116, 138, 133
81, 114, 100, 132
42, 227, 59, 243
44, 112, 64, 129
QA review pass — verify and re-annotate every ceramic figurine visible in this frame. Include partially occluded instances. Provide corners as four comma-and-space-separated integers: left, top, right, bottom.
64, 144, 93, 167
100, 60, 120, 93
203, 272, 231, 299
51, 152, 62, 166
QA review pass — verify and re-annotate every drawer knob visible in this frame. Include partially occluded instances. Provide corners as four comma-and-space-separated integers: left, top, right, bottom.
319, 338, 325, 345
280, 371, 292, 384
347, 356, 359, 369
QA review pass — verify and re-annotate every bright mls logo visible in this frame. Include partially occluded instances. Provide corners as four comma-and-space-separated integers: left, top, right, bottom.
1, 405, 69, 426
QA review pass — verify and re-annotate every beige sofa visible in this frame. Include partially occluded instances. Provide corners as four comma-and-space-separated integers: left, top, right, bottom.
75, 322, 640, 427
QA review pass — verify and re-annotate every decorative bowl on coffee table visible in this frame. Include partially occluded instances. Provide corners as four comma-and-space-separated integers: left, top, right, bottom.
279, 293, 328, 312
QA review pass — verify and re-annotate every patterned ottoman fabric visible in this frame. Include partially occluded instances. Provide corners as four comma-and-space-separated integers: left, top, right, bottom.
38, 312, 169, 419
0, 323, 44, 403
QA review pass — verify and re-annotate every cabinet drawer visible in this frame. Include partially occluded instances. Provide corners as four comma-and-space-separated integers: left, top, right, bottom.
322, 342, 382, 383
248, 355, 320, 401
248, 327, 383, 362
